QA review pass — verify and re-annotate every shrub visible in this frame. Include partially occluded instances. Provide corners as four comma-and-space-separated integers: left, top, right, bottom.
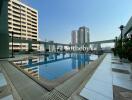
112, 48, 117, 56
127, 47, 132, 62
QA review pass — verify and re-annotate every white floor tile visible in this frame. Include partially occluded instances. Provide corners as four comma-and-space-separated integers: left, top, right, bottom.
0, 73, 7, 87
1, 95, 14, 100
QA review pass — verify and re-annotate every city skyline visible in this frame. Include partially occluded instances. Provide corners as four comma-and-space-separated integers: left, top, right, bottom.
71, 26, 90, 45
23, 0, 132, 43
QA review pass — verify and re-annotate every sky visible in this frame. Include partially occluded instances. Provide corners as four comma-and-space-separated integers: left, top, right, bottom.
25, 0, 132, 44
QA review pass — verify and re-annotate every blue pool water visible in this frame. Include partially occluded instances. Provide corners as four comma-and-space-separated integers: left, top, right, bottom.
13, 53, 97, 80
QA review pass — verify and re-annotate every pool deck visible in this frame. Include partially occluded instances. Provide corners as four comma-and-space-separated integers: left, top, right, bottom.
111, 56, 132, 100
0, 53, 106, 100
80, 54, 113, 100
0, 63, 21, 100
1, 53, 131, 100
79, 54, 132, 100
0, 61, 48, 100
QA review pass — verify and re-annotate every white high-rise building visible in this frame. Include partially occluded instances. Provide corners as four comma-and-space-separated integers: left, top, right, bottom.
78, 26, 90, 46
8, 0, 38, 52
71, 30, 78, 44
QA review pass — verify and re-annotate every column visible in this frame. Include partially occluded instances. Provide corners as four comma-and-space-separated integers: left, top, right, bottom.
55, 44, 57, 52
28, 41, 32, 51
69, 45, 71, 52
43, 43, 46, 52
62, 45, 64, 52
0, 0, 9, 58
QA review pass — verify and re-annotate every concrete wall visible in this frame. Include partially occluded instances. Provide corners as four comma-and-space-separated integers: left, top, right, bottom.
0, 0, 9, 58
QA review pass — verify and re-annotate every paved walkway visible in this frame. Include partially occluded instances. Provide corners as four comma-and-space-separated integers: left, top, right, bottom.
111, 55, 132, 100
0, 68, 14, 100
111, 57, 132, 90
0, 61, 48, 100
80, 53, 132, 100
80, 54, 113, 100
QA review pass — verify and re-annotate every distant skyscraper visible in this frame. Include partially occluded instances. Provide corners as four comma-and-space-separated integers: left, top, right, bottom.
71, 30, 78, 44
78, 26, 90, 46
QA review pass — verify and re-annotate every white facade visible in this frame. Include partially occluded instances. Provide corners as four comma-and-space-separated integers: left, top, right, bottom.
8, 0, 39, 52
71, 30, 78, 44
78, 26, 90, 45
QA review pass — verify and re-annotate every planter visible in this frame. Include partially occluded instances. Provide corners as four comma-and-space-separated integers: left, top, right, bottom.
122, 58, 130, 63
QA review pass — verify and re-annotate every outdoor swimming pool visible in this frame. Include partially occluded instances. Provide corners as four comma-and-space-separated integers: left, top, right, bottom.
13, 53, 98, 80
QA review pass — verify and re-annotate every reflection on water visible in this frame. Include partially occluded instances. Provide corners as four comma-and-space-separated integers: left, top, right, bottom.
13, 53, 97, 80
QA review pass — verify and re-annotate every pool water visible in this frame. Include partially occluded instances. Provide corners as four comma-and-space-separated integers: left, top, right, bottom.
13, 53, 97, 80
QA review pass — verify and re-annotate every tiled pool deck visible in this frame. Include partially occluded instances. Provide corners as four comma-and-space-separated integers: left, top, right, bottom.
0, 61, 48, 100
80, 54, 132, 100
0, 73, 7, 87
80, 54, 113, 100
0, 72, 14, 100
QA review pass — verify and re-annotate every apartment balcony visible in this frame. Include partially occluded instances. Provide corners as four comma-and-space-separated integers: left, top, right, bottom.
31, 12, 37, 17
21, 23, 26, 26
27, 11, 32, 15
27, 25, 32, 29
8, 19, 12, 23
13, 25, 21, 29
13, 14, 20, 18
31, 15, 37, 20
8, 1, 12, 5
21, 11, 26, 15
9, 29, 13, 32
13, 34, 21, 38
12, 47, 21, 50
27, 17, 32, 21
27, 21, 32, 25
32, 18, 37, 22
8, 10, 12, 14
21, 19, 26, 22
12, 22, 20, 26
21, 7, 26, 11
32, 34, 37, 38
8, 6, 12, 10
27, 30, 32, 33
21, 35, 27, 39
13, 30, 21, 34
12, 5, 20, 10
31, 21, 37, 25
13, 9, 21, 14
12, 1, 20, 9
31, 37, 37, 40
8, 15, 13, 19
21, 27, 27, 31
32, 23, 37, 27
12, 17, 20, 22
32, 31, 38, 34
